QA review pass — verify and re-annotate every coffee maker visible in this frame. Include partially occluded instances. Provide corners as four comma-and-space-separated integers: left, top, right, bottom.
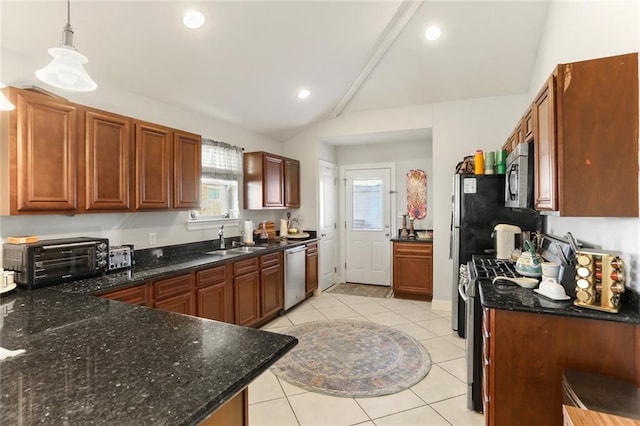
493, 224, 522, 260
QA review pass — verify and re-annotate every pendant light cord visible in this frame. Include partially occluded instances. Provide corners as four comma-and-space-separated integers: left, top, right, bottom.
67, 0, 71, 25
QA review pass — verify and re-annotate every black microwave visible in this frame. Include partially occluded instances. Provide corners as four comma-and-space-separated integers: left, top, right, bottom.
3, 237, 109, 288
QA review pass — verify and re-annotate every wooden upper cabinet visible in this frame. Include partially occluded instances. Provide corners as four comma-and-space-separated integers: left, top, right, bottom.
134, 121, 172, 210
263, 154, 285, 207
533, 75, 557, 212
243, 151, 300, 209
82, 108, 132, 211
284, 158, 300, 208
9, 88, 77, 213
533, 53, 638, 216
522, 105, 534, 143
173, 130, 201, 209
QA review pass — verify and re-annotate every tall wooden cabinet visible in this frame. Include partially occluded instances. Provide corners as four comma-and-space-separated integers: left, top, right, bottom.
243, 151, 301, 209
6, 88, 78, 214
533, 53, 638, 216
392, 241, 433, 301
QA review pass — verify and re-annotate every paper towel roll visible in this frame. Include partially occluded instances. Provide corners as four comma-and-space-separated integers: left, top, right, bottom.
280, 219, 289, 237
243, 221, 254, 243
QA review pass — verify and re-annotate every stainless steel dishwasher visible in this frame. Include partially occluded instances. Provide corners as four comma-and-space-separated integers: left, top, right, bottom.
284, 245, 306, 310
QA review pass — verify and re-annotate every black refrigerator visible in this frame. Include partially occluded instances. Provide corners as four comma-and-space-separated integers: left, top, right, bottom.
450, 174, 543, 338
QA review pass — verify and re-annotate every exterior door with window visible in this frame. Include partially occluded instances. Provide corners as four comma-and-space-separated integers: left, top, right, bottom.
345, 167, 392, 286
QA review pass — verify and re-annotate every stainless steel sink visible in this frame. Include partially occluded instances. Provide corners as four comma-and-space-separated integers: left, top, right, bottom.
230, 246, 267, 253
205, 246, 267, 257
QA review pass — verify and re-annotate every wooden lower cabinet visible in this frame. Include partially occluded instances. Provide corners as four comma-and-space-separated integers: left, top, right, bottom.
305, 242, 318, 296
199, 389, 248, 426
484, 308, 639, 426
196, 264, 233, 323
153, 273, 195, 315
260, 252, 283, 319
234, 270, 261, 327
392, 242, 432, 301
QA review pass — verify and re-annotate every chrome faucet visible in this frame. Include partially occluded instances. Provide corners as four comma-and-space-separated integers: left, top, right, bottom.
218, 225, 226, 249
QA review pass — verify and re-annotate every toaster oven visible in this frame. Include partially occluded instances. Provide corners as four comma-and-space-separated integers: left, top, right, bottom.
2, 237, 109, 288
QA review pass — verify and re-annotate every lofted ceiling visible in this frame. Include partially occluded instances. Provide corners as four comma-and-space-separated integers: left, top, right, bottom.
1, 1, 549, 142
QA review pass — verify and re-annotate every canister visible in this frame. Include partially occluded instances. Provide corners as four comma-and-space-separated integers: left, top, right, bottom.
474, 150, 484, 175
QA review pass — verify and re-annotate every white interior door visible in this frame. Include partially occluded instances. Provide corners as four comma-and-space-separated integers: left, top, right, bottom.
345, 167, 392, 286
318, 161, 337, 291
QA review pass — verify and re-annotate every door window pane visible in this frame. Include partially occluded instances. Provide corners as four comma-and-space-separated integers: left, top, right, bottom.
352, 179, 383, 230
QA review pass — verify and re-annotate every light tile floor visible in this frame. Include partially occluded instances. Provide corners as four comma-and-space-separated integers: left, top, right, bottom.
249, 291, 485, 426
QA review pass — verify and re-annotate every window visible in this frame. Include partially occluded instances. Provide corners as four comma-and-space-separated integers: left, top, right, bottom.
196, 139, 243, 219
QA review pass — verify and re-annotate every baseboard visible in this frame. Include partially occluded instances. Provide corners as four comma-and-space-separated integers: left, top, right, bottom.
431, 299, 451, 312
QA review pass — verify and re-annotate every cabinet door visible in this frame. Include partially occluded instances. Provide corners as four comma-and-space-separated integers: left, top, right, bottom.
261, 264, 283, 318
533, 76, 558, 211
84, 108, 132, 211
173, 130, 201, 209
134, 121, 172, 209
154, 292, 194, 315
100, 283, 150, 306
522, 105, 534, 143
392, 242, 433, 301
263, 154, 284, 207
12, 89, 77, 213
197, 284, 230, 322
305, 243, 319, 294
284, 158, 300, 208
234, 271, 260, 327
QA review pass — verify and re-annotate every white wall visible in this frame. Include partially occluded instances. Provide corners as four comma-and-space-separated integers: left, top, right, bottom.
431, 94, 529, 303
0, 51, 286, 253
336, 139, 433, 232
526, 0, 640, 291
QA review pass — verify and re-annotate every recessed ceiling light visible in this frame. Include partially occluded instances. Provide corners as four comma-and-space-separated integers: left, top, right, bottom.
424, 26, 441, 41
183, 10, 205, 29
297, 89, 310, 99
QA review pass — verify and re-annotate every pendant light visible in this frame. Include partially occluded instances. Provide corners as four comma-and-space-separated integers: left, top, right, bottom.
35, 0, 97, 92
0, 82, 15, 111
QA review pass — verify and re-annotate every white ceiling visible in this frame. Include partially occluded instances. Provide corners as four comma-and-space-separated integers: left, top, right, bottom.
1, 1, 549, 142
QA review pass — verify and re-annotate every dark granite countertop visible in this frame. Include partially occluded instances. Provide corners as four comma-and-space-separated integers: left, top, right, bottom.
0, 288, 297, 425
53, 238, 319, 295
479, 281, 640, 325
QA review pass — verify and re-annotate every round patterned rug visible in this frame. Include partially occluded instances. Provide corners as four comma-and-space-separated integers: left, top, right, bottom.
270, 319, 432, 398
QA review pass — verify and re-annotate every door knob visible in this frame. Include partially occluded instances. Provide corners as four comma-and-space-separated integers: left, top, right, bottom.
321, 233, 327, 237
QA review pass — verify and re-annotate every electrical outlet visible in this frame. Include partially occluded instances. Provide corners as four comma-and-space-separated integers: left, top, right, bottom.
149, 232, 156, 245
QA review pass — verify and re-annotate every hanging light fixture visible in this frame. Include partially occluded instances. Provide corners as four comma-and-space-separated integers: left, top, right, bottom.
0, 82, 15, 111
35, 0, 97, 91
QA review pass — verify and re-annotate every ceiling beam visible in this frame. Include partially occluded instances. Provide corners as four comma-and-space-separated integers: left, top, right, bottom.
329, 0, 423, 118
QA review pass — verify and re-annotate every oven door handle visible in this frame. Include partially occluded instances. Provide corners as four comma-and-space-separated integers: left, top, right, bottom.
458, 280, 469, 302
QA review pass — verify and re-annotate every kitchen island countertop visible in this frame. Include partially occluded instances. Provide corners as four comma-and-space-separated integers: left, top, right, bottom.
0, 288, 297, 425
479, 281, 640, 325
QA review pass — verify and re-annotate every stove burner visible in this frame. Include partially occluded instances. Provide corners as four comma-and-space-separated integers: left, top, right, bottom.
473, 257, 520, 280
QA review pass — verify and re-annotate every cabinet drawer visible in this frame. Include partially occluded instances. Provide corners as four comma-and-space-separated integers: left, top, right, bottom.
234, 257, 259, 276
394, 242, 432, 256
196, 265, 226, 287
101, 284, 149, 306
260, 252, 280, 268
154, 273, 193, 300
305, 242, 318, 255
